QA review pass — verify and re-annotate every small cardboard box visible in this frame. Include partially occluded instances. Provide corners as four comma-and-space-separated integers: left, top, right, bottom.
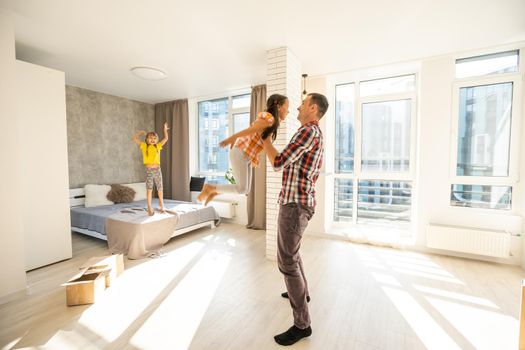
64, 270, 107, 306
79, 254, 124, 288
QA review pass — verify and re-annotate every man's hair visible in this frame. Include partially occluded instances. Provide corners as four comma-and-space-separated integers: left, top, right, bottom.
308, 93, 329, 119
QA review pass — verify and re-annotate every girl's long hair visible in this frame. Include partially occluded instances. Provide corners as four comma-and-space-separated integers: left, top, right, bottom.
261, 94, 288, 141
145, 132, 159, 157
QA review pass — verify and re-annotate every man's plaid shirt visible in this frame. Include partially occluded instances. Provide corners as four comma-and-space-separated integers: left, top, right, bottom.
272, 121, 323, 207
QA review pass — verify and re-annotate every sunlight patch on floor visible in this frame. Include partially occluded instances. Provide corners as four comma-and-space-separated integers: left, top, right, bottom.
385, 260, 457, 278
371, 272, 402, 287
413, 285, 499, 309
130, 249, 232, 350
427, 296, 518, 350
76, 241, 204, 342
382, 286, 461, 350
392, 268, 465, 285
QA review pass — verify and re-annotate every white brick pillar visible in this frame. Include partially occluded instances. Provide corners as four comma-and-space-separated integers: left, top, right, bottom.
265, 47, 302, 260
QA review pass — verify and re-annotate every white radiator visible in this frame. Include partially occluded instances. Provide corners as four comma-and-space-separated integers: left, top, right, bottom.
426, 223, 511, 258
209, 200, 237, 219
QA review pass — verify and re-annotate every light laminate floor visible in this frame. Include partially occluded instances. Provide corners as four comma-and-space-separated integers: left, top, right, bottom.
1, 223, 524, 350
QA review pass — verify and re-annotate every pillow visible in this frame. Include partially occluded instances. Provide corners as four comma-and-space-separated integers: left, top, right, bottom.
122, 182, 147, 201
190, 176, 206, 191
107, 184, 136, 203
84, 184, 113, 208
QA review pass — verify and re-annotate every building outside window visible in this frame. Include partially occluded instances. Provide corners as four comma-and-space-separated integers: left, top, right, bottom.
198, 93, 250, 183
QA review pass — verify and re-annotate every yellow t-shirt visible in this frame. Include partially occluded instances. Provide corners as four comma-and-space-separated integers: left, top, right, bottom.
140, 142, 162, 165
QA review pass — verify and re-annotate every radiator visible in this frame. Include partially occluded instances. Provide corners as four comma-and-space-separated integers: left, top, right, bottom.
209, 200, 237, 219
426, 223, 511, 258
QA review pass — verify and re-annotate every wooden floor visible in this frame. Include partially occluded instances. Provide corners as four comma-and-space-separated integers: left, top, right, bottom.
1, 223, 524, 350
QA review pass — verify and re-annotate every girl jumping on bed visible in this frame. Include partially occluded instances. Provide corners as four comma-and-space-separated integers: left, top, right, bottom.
133, 122, 169, 216
198, 94, 289, 205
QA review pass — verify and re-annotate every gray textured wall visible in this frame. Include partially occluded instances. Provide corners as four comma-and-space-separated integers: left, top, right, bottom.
66, 86, 155, 188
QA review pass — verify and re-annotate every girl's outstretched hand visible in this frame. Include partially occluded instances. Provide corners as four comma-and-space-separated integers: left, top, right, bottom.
164, 122, 169, 131
219, 137, 235, 149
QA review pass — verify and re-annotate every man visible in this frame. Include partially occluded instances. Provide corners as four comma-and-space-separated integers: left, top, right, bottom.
262, 92, 328, 346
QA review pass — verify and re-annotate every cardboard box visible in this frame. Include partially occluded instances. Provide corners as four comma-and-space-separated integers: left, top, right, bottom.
64, 270, 107, 306
79, 254, 124, 288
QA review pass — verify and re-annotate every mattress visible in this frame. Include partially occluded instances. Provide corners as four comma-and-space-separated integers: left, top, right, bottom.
70, 199, 220, 235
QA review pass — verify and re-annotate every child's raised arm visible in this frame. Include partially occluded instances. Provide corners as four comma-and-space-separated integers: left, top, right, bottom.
159, 122, 169, 146
219, 115, 274, 149
133, 130, 146, 145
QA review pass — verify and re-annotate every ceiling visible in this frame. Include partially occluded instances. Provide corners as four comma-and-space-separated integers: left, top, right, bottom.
2, 0, 524, 104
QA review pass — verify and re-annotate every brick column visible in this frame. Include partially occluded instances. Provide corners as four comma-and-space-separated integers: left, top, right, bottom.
265, 47, 302, 260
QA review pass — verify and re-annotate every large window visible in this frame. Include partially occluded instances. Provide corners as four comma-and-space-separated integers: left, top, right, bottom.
334, 74, 416, 226
451, 50, 521, 210
198, 93, 250, 182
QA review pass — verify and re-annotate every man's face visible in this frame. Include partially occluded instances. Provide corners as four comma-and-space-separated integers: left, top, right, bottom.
297, 95, 312, 122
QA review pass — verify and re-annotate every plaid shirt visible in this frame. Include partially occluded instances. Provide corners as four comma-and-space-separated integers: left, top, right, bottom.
273, 121, 323, 207
235, 112, 274, 167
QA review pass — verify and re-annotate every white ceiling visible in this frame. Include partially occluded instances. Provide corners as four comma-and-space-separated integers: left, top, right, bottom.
2, 0, 525, 104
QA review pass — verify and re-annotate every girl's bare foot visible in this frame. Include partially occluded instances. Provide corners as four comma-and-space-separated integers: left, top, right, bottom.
158, 207, 166, 214
205, 191, 218, 206
147, 207, 154, 216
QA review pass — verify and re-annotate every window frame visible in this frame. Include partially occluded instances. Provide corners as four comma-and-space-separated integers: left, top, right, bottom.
196, 93, 250, 178
455, 50, 520, 79
449, 73, 522, 187
333, 73, 418, 228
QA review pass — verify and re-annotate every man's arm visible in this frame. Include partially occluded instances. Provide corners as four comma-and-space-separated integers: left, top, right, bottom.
263, 127, 317, 171
262, 137, 279, 165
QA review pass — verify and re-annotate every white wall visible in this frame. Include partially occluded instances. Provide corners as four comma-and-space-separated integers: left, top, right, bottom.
304, 43, 525, 265
16, 60, 72, 271
520, 52, 525, 269
0, 10, 27, 300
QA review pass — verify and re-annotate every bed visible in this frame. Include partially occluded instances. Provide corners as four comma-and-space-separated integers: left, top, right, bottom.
69, 185, 220, 258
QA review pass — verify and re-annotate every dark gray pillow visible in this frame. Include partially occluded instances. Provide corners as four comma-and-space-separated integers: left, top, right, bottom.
190, 176, 206, 191
107, 184, 136, 203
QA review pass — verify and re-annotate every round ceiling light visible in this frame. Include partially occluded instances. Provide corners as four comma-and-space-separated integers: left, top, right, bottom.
130, 66, 167, 80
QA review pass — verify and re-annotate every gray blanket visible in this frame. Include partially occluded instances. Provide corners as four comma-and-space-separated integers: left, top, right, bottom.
71, 199, 220, 235
70, 199, 220, 259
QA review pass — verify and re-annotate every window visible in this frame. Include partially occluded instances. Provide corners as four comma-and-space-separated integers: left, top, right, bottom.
198, 98, 229, 174
334, 74, 416, 226
232, 94, 250, 109
450, 184, 511, 210
456, 82, 513, 177
451, 50, 521, 210
198, 93, 250, 181
334, 179, 353, 221
233, 112, 250, 133
360, 75, 416, 97
455, 50, 519, 79
361, 99, 411, 173
358, 180, 412, 224
335, 84, 355, 173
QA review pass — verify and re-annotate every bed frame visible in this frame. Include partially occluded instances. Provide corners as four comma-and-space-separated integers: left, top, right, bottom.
69, 187, 216, 241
